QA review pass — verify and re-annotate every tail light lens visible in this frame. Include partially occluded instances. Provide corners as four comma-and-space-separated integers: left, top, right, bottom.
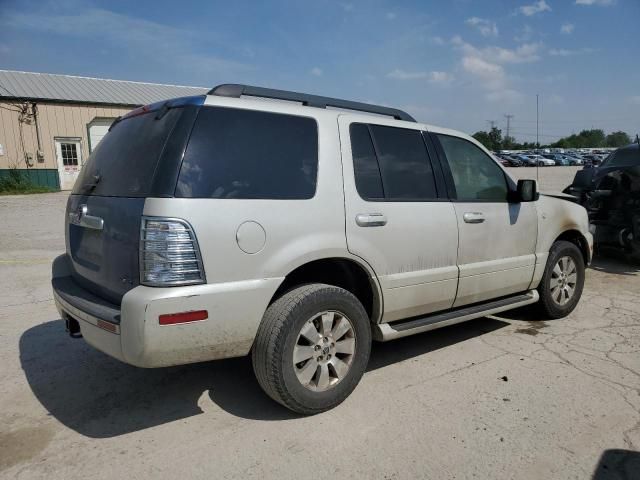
140, 217, 206, 286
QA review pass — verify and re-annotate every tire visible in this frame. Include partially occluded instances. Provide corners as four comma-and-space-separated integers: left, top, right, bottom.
537, 240, 586, 319
252, 284, 372, 415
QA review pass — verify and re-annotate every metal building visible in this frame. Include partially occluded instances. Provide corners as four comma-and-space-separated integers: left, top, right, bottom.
0, 70, 207, 190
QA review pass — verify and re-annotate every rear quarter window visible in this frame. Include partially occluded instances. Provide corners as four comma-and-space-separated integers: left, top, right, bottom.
176, 107, 318, 199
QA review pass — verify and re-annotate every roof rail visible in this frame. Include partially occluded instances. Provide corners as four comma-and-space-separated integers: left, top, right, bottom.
208, 84, 416, 122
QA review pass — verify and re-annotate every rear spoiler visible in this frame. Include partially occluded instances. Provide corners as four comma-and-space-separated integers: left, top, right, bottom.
109, 95, 205, 132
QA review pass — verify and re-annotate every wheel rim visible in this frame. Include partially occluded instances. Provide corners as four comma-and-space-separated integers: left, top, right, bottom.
550, 256, 578, 306
292, 310, 356, 392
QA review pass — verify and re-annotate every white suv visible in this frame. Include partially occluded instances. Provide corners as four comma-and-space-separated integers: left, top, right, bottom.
52, 84, 592, 414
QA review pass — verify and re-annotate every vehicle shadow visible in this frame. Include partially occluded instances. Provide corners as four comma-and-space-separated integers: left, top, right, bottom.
590, 253, 640, 276
591, 449, 640, 479
20, 317, 508, 437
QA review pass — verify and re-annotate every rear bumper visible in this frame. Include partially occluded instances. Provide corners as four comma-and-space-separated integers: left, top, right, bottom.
52, 254, 283, 367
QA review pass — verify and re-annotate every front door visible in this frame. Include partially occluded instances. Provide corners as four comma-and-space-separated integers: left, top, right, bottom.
431, 132, 537, 307
55, 138, 82, 190
339, 115, 459, 322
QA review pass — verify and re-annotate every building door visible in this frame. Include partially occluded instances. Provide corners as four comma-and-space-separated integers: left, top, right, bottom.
55, 138, 82, 190
88, 118, 115, 153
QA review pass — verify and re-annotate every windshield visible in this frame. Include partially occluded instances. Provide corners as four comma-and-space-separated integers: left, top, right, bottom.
601, 148, 640, 168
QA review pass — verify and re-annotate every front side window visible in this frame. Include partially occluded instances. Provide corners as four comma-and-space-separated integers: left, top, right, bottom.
176, 107, 318, 199
349, 123, 438, 201
437, 135, 508, 202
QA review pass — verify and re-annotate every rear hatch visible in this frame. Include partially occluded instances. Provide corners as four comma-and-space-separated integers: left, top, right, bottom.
66, 97, 201, 304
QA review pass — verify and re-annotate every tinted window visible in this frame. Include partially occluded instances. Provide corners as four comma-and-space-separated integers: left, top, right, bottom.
368, 125, 437, 200
601, 148, 640, 168
437, 135, 508, 201
350, 124, 384, 199
73, 108, 183, 197
176, 107, 317, 199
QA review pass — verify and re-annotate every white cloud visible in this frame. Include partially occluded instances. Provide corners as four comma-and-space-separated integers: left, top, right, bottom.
485, 89, 523, 103
549, 47, 599, 56
465, 17, 499, 37
429, 71, 455, 85
1, 7, 251, 77
386, 12, 397, 20
310, 67, 323, 76
387, 69, 454, 85
430, 36, 445, 45
560, 23, 575, 34
519, 0, 551, 16
454, 37, 542, 64
575, 0, 615, 5
461, 56, 506, 90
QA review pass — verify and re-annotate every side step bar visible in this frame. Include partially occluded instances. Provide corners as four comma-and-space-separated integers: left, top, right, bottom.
374, 290, 539, 341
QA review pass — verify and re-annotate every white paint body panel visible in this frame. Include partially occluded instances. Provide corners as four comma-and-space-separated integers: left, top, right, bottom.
52, 93, 593, 368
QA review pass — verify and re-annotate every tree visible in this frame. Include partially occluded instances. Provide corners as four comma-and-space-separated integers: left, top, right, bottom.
605, 131, 631, 148
488, 127, 503, 151
472, 127, 502, 151
472, 131, 492, 150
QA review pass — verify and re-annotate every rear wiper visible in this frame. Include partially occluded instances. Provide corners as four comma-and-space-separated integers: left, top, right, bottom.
83, 174, 101, 193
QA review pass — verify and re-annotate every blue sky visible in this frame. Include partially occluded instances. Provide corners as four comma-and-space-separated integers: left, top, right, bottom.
1, 0, 638, 142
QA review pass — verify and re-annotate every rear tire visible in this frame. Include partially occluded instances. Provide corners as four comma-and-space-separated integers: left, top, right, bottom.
537, 241, 585, 319
252, 284, 371, 415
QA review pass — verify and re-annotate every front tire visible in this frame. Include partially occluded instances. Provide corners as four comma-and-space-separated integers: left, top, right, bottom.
252, 284, 372, 415
537, 241, 585, 319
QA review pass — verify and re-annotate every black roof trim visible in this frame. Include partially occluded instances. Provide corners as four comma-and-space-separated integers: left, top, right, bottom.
208, 84, 416, 122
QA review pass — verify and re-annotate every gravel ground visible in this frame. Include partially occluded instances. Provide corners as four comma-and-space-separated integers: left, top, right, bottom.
506, 165, 580, 193
1, 173, 638, 479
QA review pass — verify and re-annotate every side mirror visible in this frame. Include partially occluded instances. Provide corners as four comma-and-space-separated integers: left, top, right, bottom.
513, 179, 538, 202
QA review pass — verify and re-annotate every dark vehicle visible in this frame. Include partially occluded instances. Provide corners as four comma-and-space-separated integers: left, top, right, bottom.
582, 154, 604, 168
499, 155, 524, 167
517, 154, 537, 167
564, 143, 640, 261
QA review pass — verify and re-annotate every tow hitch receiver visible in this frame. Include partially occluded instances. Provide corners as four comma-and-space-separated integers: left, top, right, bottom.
65, 316, 82, 338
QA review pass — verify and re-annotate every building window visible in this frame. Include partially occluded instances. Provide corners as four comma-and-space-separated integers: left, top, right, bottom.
60, 143, 79, 166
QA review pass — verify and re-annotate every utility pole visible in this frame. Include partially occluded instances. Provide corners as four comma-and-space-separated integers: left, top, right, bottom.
486, 120, 496, 130
504, 114, 514, 140
536, 94, 540, 150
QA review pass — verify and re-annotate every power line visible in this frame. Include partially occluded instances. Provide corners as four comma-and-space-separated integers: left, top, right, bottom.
504, 114, 514, 138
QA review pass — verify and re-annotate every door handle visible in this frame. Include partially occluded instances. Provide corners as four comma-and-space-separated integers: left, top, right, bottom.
463, 212, 485, 224
68, 204, 104, 230
356, 213, 387, 227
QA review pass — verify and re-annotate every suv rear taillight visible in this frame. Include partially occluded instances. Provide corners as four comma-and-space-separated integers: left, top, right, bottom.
140, 217, 206, 286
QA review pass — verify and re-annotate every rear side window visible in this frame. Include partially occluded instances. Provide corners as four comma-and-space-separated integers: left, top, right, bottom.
73, 108, 183, 197
349, 123, 438, 201
176, 107, 318, 199
350, 124, 384, 199
436, 134, 508, 202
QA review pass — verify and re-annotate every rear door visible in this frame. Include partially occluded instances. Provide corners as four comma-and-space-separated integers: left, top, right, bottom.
339, 115, 459, 322
431, 132, 537, 307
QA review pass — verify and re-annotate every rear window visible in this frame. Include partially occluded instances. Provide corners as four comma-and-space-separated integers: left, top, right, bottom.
72, 108, 183, 197
175, 107, 318, 199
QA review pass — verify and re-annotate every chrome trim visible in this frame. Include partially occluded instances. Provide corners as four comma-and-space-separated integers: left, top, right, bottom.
68, 204, 104, 230
374, 290, 539, 341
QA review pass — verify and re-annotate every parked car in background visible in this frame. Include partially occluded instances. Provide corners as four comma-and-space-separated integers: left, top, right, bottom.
564, 143, 640, 262
565, 155, 584, 166
51, 83, 593, 414
543, 154, 570, 166
529, 154, 555, 166
499, 155, 524, 167
517, 154, 538, 167
583, 155, 603, 168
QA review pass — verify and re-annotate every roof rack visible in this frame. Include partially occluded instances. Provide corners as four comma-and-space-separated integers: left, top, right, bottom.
208, 84, 416, 122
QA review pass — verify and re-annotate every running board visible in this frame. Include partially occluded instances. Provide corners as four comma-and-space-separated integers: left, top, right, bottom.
374, 290, 539, 341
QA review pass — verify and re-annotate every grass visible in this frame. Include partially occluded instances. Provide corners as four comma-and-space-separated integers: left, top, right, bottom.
0, 168, 56, 195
